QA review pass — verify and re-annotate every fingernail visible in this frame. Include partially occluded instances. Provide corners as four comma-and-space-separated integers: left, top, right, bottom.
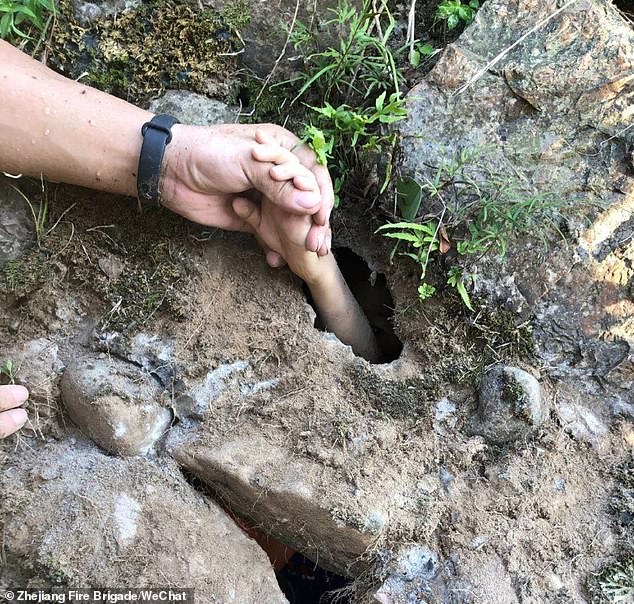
316, 233, 325, 252
296, 192, 319, 209
7, 408, 27, 428
7, 385, 28, 404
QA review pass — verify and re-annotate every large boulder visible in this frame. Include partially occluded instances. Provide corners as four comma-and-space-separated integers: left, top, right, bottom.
0, 437, 288, 603
398, 0, 634, 444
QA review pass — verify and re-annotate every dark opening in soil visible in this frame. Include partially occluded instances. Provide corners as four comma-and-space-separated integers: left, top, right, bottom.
614, 0, 634, 22
276, 553, 350, 604
180, 469, 351, 603
304, 247, 403, 363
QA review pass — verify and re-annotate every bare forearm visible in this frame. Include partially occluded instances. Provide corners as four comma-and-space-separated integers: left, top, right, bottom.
0, 41, 150, 196
307, 255, 383, 363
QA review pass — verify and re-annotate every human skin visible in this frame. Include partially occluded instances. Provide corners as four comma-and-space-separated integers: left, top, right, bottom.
234, 135, 383, 363
0, 386, 28, 438
0, 40, 334, 253
0, 41, 335, 437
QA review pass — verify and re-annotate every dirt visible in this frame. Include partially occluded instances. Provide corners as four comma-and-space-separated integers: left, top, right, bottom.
1, 0, 633, 602
2, 180, 628, 600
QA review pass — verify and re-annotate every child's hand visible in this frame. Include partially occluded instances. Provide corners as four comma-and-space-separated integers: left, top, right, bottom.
233, 136, 332, 285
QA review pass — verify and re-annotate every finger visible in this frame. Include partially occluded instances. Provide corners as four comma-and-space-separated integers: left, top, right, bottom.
314, 191, 334, 228
0, 409, 27, 438
305, 223, 329, 253
268, 165, 318, 193
266, 250, 287, 268
232, 197, 263, 232
270, 162, 317, 187
249, 127, 322, 214
317, 227, 332, 257
293, 173, 319, 192
245, 161, 321, 214
255, 128, 282, 146
0, 384, 28, 411
253, 143, 300, 165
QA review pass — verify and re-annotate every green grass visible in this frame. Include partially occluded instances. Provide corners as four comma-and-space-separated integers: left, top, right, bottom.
0, 0, 55, 42
284, 0, 408, 206
378, 147, 571, 308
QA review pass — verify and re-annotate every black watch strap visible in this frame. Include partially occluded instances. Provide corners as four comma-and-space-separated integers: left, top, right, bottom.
137, 114, 180, 208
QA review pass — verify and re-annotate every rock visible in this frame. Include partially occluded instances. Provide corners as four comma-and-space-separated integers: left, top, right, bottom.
558, 401, 609, 446
98, 255, 124, 280
172, 434, 376, 575
0, 437, 288, 603
372, 546, 461, 604
397, 0, 634, 439
203, 0, 360, 77
60, 354, 171, 456
0, 177, 34, 271
71, 0, 140, 25
2, 338, 64, 437
433, 397, 457, 434
471, 365, 547, 445
149, 90, 238, 126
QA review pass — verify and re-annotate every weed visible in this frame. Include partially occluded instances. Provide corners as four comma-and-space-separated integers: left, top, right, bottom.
435, 0, 480, 30
378, 147, 570, 308
409, 42, 435, 68
286, 0, 407, 206
593, 557, 634, 603
10, 183, 48, 246
0, 0, 55, 41
0, 358, 17, 384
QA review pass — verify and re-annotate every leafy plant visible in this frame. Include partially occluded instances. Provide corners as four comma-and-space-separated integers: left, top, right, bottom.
435, 0, 480, 30
288, 0, 407, 206
0, 359, 17, 384
378, 147, 570, 309
0, 0, 55, 41
409, 42, 435, 68
595, 557, 634, 603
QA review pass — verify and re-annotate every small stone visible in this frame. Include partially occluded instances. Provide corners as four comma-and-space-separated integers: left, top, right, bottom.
545, 573, 563, 591
470, 535, 488, 550
71, 0, 141, 25
433, 397, 457, 433
558, 401, 608, 446
173, 361, 248, 420
60, 354, 171, 456
98, 255, 124, 280
0, 177, 34, 271
149, 90, 238, 127
470, 365, 547, 445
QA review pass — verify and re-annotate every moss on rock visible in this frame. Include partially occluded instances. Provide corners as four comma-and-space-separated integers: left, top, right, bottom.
50, 0, 247, 104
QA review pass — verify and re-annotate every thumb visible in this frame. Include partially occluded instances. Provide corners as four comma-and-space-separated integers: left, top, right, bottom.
232, 197, 262, 232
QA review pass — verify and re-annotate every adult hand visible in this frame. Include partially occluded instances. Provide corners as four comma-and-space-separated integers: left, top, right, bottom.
0, 385, 28, 438
162, 124, 334, 258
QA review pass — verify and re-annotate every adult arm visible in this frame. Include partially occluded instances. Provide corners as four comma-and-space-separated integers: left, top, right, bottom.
0, 41, 333, 251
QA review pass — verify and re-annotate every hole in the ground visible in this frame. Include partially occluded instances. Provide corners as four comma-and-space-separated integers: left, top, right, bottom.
615, 0, 634, 22
180, 469, 352, 603
303, 247, 403, 363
